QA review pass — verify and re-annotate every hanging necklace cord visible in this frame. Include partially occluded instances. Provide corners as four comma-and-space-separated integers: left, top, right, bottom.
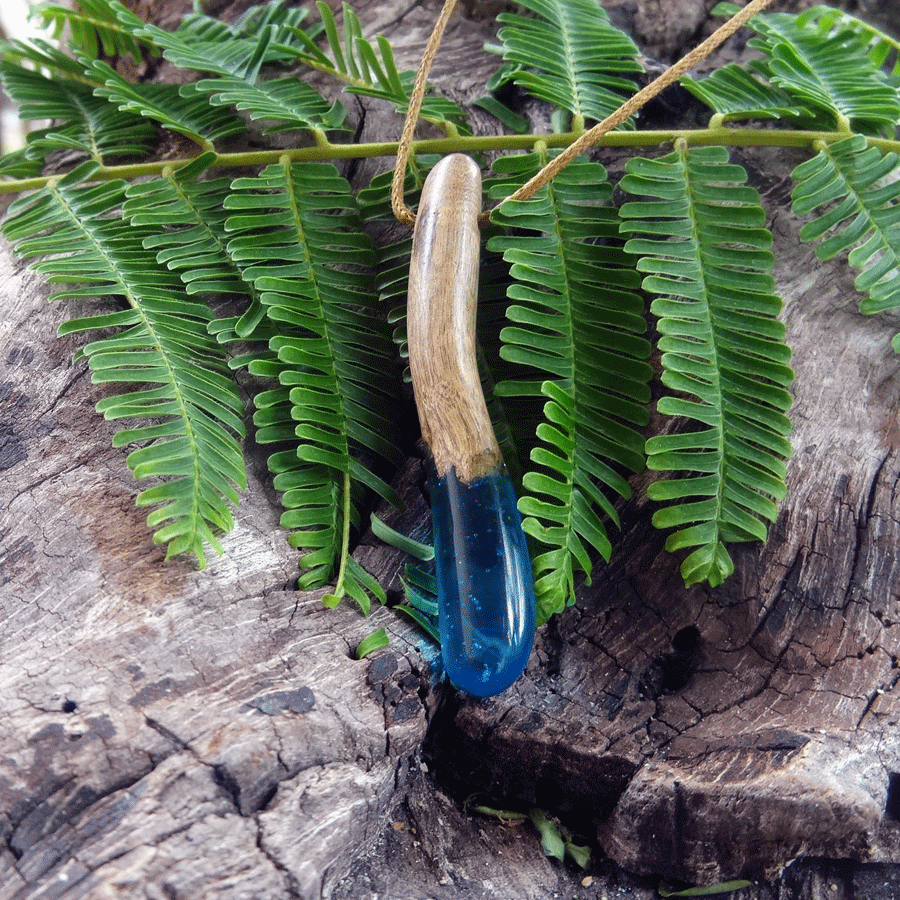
391, 0, 459, 226
392, 0, 778, 228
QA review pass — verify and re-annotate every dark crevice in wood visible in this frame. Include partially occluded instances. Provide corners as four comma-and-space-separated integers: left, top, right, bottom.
886, 773, 900, 823
254, 825, 303, 900
423, 688, 636, 841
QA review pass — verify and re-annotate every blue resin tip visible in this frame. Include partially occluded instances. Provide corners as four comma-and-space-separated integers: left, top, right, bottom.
429, 465, 537, 697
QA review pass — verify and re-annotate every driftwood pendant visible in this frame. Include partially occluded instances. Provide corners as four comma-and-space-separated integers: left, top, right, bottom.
407, 154, 536, 697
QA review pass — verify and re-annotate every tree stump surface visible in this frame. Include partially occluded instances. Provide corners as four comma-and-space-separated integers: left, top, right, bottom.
2, 1, 900, 898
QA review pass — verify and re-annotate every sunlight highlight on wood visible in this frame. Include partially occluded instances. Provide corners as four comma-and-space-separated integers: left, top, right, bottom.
407, 153, 501, 483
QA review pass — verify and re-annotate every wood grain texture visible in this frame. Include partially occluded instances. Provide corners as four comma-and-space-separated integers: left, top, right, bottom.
407, 153, 501, 482
0, 237, 440, 897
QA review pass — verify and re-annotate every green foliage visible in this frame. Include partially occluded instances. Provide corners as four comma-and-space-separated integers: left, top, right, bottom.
694, 3, 900, 133
748, 7, 900, 135
121, 153, 263, 333
33, 0, 152, 63
681, 63, 811, 125
288, 1, 470, 135
488, 150, 651, 620
0, 0, 898, 610
619, 146, 793, 587
3, 163, 246, 565
528, 807, 591, 868
658, 880, 752, 897
137, 9, 348, 135
791, 134, 900, 350
91, 61, 247, 147
222, 158, 403, 608
464, 800, 590, 868
491, 0, 643, 131
0, 61, 157, 160
798, 5, 900, 85
355, 627, 389, 659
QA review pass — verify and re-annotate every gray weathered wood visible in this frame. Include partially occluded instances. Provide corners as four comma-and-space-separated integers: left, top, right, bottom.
0, 237, 439, 900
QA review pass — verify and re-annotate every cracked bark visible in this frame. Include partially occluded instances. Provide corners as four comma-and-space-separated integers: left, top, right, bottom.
2, 1, 900, 898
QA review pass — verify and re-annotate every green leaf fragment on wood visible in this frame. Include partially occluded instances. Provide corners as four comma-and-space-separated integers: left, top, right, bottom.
658, 879, 753, 897
356, 627, 389, 659
370, 514, 434, 562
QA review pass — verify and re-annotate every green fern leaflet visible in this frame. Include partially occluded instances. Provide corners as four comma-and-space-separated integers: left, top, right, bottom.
0, 58, 157, 163
708, 2, 900, 135
35, 0, 153, 63
620, 146, 793, 587
797, 4, 900, 86
286, 1, 470, 134
222, 159, 403, 608
492, 0, 643, 131
792, 135, 900, 352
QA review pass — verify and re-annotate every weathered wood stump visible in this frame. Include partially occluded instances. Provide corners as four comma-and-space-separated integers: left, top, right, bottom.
2, 1, 900, 898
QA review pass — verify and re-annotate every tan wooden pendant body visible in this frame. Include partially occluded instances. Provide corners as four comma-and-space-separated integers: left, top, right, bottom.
407, 154, 501, 483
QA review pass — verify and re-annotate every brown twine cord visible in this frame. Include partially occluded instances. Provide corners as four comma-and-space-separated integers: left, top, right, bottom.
390, 0, 459, 226
392, 0, 778, 227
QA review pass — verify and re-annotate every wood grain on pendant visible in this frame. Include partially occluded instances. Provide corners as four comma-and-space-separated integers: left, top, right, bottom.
407, 153, 502, 483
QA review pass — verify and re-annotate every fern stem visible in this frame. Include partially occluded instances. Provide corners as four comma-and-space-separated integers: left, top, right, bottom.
2, 128, 899, 195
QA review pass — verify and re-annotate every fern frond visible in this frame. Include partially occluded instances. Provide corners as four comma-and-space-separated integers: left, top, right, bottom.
283, 1, 470, 135
0, 36, 99, 87
137, 18, 347, 135
138, 10, 294, 78
619, 146, 793, 587
222, 159, 403, 604
0, 59, 91, 121
492, 0, 643, 131
690, 4, 900, 132
681, 63, 814, 124
2, 164, 247, 566
0, 59, 156, 163
174, 0, 314, 65
0, 148, 43, 180
487, 151, 652, 621
728, 4, 900, 134
798, 5, 900, 86
791, 135, 900, 350
33, 0, 155, 63
189, 76, 347, 135
90, 60, 246, 146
